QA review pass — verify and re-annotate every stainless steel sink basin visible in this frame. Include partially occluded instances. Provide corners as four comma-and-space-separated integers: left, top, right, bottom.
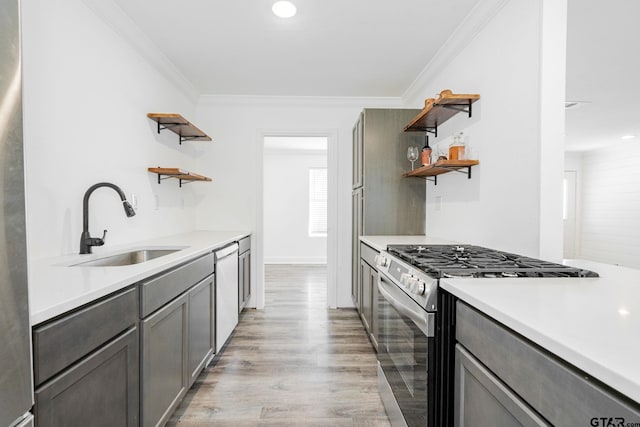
71, 249, 182, 267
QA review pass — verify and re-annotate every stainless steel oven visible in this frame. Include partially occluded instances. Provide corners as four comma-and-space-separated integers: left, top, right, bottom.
376, 255, 437, 427
375, 244, 598, 427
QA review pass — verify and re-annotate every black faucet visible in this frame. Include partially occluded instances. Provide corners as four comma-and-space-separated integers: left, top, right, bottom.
79, 182, 136, 254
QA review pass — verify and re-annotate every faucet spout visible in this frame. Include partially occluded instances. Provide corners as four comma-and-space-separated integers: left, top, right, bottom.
80, 182, 136, 254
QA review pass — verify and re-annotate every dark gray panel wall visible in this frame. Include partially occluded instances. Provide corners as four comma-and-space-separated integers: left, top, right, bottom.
361, 109, 425, 235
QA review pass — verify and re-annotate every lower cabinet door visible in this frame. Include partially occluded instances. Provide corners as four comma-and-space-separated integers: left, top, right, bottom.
454, 344, 550, 427
369, 266, 379, 351
34, 327, 139, 427
188, 274, 215, 387
142, 294, 188, 427
242, 250, 251, 305
360, 259, 372, 331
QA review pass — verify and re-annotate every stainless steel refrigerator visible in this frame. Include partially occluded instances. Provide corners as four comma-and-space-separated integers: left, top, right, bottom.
1, 0, 34, 425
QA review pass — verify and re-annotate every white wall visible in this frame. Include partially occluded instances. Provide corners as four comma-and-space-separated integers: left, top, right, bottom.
402, 0, 567, 260
21, 0, 199, 261
194, 96, 402, 308
572, 144, 640, 268
264, 150, 327, 264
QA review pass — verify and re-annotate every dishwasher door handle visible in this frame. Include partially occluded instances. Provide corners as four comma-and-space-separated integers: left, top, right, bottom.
215, 243, 239, 261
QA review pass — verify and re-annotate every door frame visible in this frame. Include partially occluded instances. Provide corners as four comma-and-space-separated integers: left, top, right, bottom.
255, 129, 339, 309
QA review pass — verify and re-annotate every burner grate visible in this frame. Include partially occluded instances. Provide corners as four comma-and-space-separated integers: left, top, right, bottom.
386, 244, 598, 278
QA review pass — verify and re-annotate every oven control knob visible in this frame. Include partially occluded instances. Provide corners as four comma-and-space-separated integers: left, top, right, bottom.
375, 255, 389, 268
400, 273, 411, 287
411, 280, 426, 295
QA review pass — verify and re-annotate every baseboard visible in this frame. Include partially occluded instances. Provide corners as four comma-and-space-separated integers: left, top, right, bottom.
264, 257, 327, 264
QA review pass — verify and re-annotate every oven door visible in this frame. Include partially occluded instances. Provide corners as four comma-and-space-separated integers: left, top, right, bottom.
377, 270, 436, 427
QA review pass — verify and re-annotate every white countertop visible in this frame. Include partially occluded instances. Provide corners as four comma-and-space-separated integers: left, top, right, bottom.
440, 259, 640, 404
360, 235, 456, 252
29, 230, 250, 325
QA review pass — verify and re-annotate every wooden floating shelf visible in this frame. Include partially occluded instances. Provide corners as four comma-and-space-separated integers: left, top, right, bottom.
147, 113, 212, 144
148, 167, 212, 187
403, 160, 479, 185
404, 90, 480, 136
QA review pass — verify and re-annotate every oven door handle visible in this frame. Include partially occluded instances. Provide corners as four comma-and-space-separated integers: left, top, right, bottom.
378, 272, 435, 337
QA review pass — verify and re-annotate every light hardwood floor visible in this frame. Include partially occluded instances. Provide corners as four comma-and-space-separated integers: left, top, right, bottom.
167, 264, 390, 426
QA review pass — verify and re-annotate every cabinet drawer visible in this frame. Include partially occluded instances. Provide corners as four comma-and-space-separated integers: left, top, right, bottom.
455, 344, 549, 426
33, 287, 138, 386
360, 242, 379, 270
35, 326, 139, 427
140, 253, 214, 318
456, 302, 640, 426
238, 236, 250, 254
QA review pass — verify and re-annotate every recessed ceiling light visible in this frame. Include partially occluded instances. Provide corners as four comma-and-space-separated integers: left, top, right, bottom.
621, 135, 636, 140
272, 1, 296, 18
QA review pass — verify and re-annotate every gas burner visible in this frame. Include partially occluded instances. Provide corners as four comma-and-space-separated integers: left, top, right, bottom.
386, 244, 599, 278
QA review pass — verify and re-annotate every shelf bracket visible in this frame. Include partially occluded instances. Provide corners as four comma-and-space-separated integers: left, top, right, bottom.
156, 174, 173, 185
180, 135, 202, 144
156, 122, 182, 134
439, 101, 474, 118
444, 166, 473, 179
179, 179, 198, 188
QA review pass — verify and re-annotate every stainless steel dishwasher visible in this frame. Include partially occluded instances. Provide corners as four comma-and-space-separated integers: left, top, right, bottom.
215, 243, 239, 353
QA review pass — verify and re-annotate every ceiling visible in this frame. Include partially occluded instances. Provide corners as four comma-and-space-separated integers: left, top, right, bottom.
565, 0, 640, 151
111, 0, 637, 152
112, 0, 480, 97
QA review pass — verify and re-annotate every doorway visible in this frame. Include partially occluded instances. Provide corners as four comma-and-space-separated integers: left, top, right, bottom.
263, 136, 328, 265
254, 131, 339, 309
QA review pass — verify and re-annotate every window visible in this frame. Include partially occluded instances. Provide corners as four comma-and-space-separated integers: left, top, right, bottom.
308, 168, 327, 236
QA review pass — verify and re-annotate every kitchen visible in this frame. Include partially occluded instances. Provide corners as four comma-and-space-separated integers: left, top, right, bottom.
2, 0, 640, 426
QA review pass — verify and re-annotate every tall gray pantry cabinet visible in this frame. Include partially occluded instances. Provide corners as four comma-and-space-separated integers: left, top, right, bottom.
351, 109, 425, 346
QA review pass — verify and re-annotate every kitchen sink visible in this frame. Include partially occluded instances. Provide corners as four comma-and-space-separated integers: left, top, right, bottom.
71, 248, 183, 267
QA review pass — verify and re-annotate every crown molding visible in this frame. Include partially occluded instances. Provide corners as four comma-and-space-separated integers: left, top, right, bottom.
198, 94, 404, 109
82, 0, 199, 103
402, 0, 511, 104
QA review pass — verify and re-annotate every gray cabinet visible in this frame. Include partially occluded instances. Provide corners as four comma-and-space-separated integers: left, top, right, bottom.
140, 253, 215, 427
351, 109, 424, 309
358, 242, 379, 351
238, 236, 251, 313
33, 252, 218, 427
351, 188, 363, 308
359, 259, 372, 331
188, 274, 215, 387
34, 327, 139, 427
352, 112, 363, 189
142, 293, 189, 427
455, 301, 640, 426
33, 288, 139, 427
454, 344, 549, 427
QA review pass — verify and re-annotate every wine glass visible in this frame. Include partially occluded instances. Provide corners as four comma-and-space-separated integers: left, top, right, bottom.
407, 146, 419, 170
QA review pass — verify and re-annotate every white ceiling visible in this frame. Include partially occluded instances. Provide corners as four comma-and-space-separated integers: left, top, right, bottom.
565, 0, 640, 151
111, 0, 638, 152
112, 0, 480, 97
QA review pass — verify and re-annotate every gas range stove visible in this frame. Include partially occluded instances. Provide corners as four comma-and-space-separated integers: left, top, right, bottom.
386, 244, 599, 279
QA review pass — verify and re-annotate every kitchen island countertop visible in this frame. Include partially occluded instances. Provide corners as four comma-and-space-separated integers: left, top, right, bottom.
30, 230, 250, 325
441, 259, 640, 405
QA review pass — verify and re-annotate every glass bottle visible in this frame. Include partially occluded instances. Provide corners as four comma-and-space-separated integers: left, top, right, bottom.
421, 135, 432, 166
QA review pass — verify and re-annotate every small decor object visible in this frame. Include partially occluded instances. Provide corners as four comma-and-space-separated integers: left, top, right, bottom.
449, 131, 466, 161
421, 135, 432, 166
407, 146, 419, 170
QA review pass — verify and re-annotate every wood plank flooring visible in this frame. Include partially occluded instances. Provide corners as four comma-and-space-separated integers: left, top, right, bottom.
167, 264, 390, 426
